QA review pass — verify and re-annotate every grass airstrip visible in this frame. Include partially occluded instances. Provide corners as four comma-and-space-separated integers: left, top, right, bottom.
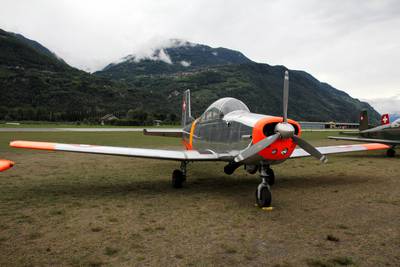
0, 130, 399, 266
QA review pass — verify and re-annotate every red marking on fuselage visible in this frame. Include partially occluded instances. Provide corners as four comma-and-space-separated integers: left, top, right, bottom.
252, 117, 301, 161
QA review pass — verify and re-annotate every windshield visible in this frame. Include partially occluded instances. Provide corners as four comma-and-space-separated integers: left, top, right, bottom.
200, 98, 250, 122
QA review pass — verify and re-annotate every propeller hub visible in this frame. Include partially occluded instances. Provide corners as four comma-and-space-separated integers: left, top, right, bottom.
275, 122, 295, 138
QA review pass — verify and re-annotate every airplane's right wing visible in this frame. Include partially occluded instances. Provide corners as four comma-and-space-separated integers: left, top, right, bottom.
10, 141, 234, 162
0, 159, 14, 172
328, 136, 400, 145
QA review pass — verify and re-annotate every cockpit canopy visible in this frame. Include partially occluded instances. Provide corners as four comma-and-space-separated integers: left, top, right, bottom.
200, 97, 250, 122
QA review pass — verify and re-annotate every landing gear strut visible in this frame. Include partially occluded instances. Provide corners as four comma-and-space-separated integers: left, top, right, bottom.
172, 161, 187, 188
255, 162, 273, 207
387, 148, 396, 157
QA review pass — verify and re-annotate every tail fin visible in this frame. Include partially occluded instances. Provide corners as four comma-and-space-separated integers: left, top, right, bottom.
381, 113, 390, 125
181, 89, 193, 126
359, 110, 369, 131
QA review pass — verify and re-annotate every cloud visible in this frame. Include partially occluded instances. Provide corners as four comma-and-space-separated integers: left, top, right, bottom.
180, 60, 191, 67
0, 0, 399, 100
112, 38, 195, 67
363, 94, 400, 114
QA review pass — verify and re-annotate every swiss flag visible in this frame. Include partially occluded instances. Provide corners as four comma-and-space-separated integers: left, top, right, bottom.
381, 114, 390, 125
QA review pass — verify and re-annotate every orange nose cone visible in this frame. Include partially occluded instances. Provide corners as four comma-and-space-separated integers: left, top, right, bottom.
0, 160, 14, 172
252, 117, 301, 161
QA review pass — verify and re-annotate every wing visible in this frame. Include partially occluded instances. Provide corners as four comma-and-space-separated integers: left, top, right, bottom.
290, 143, 390, 158
0, 159, 14, 172
328, 136, 400, 145
143, 128, 183, 138
9, 141, 234, 162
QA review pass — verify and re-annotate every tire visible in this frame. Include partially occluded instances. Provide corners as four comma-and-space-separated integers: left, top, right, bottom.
255, 185, 272, 207
387, 149, 396, 157
172, 169, 185, 188
266, 168, 275, 186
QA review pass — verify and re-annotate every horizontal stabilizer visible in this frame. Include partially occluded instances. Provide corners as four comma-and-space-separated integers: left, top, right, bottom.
143, 128, 183, 138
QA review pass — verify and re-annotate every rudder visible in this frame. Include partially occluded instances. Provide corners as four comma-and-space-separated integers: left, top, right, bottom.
359, 110, 369, 131
182, 89, 194, 127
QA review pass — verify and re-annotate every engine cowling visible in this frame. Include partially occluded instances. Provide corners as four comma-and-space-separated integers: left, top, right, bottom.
252, 116, 301, 161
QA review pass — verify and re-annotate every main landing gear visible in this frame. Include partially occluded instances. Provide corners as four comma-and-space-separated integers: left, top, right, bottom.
386, 148, 396, 157
255, 162, 275, 208
172, 161, 187, 188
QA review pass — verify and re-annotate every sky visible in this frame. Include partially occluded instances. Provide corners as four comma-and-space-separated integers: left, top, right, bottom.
1, 0, 399, 113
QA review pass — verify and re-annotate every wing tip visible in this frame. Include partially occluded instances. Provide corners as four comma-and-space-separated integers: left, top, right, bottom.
10, 140, 56, 150
0, 160, 14, 172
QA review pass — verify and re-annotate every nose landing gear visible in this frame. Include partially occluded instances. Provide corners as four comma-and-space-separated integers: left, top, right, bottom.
255, 162, 273, 207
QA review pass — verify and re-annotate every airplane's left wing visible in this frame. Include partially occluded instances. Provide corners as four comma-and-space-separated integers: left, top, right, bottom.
10, 141, 234, 161
290, 143, 390, 159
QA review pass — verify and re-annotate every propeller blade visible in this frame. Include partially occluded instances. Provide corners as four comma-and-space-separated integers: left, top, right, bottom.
292, 135, 328, 163
234, 133, 280, 163
283, 70, 289, 123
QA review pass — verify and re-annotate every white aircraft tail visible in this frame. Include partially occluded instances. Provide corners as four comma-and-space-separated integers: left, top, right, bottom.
181, 89, 194, 126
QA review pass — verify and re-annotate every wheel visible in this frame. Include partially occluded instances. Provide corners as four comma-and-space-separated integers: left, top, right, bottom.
255, 184, 272, 207
172, 169, 185, 188
266, 168, 275, 186
386, 148, 396, 157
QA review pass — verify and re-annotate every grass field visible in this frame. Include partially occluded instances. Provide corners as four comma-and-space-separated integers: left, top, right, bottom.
0, 131, 399, 266
0, 122, 179, 128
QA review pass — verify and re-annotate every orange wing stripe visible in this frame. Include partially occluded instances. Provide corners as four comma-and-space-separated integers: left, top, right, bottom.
362, 143, 390, 150
10, 141, 56, 150
0, 160, 14, 172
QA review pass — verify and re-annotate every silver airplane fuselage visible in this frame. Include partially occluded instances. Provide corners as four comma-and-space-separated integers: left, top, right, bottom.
182, 98, 301, 165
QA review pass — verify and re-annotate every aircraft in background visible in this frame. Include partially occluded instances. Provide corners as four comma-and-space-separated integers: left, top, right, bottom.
329, 111, 400, 157
0, 159, 14, 172
10, 71, 390, 207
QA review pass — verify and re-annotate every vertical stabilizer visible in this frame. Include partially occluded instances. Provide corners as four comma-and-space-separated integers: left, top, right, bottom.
359, 110, 369, 131
181, 90, 193, 126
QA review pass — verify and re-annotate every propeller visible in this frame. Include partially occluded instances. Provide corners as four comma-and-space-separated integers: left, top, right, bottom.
235, 70, 328, 164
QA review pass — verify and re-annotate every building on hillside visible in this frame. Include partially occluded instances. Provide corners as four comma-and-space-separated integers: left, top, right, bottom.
100, 114, 118, 125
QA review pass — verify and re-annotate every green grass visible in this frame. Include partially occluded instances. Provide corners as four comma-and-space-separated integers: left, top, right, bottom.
0, 122, 179, 128
0, 130, 398, 266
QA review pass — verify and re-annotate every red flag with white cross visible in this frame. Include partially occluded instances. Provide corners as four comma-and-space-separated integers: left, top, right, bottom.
381, 114, 390, 125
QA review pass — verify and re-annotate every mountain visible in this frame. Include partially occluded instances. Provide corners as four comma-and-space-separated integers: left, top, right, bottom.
96, 40, 252, 78
94, 41, 380, 123
0, 29, 143, 122
0, 29, 69, 71
0, 31, 381, 124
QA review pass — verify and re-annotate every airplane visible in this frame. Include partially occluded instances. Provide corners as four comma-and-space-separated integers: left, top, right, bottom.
9, 71, 391, 207
329, 110, 400, 157
0, 159, 14, 172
